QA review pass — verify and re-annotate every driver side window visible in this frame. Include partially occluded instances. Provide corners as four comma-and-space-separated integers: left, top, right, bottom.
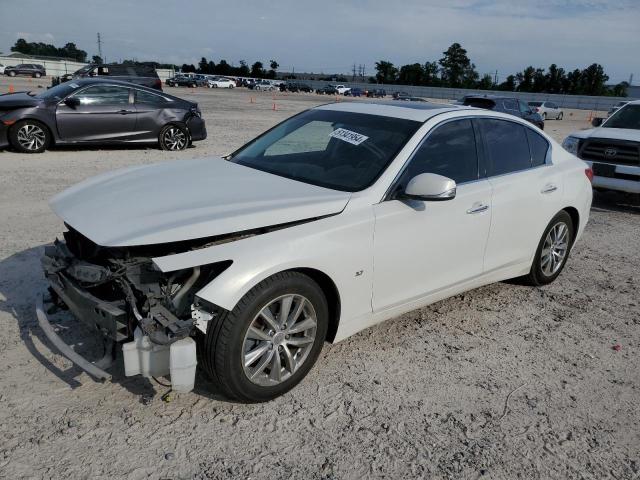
71, 85, 131, 105
399, 119, 479, 188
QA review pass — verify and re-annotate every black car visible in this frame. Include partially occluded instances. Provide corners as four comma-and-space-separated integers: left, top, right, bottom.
166, 76, 201, 88
0, 78, 206, 153
280, 81, 299, 92
392, 91, 410, 100
316, 85, 338, 95
462, 95, 545, 129
5, 63, 46, 78
344, 88, 363, 97
366, 88, 386, 98
62, 63, 162, 91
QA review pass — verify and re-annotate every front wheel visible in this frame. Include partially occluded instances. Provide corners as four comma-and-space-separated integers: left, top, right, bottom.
200, 272, 328, 402
159, 124, 189, 151
523, 211, 574, 286
34, 72, 42, 78
557, 112, 563, 120
8, 71, 16, 77
9, 120, 50, 153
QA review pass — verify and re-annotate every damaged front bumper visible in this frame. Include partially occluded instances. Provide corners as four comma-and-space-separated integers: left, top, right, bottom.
37, 237, 208, 391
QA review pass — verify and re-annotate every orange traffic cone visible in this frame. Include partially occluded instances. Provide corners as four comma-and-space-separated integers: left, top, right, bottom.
250, 96, 255, 104
272, 103, 277, 111
8, 84, 14, 93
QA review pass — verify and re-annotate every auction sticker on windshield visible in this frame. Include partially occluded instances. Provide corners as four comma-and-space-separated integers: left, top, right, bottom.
329, 128, 369, 146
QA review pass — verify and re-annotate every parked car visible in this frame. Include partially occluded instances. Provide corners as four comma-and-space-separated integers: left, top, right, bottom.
208, 77, 235, 88
316, 85, 338, 95
463, 95, 545, 129
607, 101, 630, 117
344, 88, 363, 97
254, 80, 276, 91
392, 92, 410, 100
37, 101, 591, 402
0, 63, 5, 75
0, 78, 206, 153
366, 88, 386, 98
166, 75, 199, 88
528, 101, 563, 120
297, 83, 313, 93
334, 85, 351, 95
4, 63, 46, 78
562, 100, 640, 195
63, 63, 162, 91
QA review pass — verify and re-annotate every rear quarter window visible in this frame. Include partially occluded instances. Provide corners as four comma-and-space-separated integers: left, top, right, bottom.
526, 129, 550, 167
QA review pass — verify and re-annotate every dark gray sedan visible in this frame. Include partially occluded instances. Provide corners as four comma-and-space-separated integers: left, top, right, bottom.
0, 78, 206, 153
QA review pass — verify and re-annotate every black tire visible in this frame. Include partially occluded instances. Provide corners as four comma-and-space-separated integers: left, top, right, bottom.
200, 271, 329, 402
9, 119, 50, 153
523, 211, 574, 286
158, 124, 189, 151
34, 72, 41, 78
558, 112, 563, 120
8, 71, 16, 77
541, 112, 547, 120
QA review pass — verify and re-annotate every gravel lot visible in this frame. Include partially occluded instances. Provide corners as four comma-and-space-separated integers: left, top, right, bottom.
0, 77, 638, 479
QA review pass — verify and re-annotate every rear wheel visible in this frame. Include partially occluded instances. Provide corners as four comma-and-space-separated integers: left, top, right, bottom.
8, 71, 16, 77
557, 112, 563, 120
541, 112, 547, 120
159, 124, 189, 151
9, 120, 50, 153
523, 211, 574, 286
34, 72, 41, 78
200, 272, 328, 402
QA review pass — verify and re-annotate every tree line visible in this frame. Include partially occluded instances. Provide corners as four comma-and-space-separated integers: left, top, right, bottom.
11, 38, 88, 62
374, 43, 628, 97
179, 58, 280, 79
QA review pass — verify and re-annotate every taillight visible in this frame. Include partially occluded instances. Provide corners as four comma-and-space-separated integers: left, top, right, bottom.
585, 167, 594, 183
154, 78, 161, 89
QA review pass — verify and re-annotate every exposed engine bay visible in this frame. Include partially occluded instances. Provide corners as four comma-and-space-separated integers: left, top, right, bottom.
42, 227, 232, 346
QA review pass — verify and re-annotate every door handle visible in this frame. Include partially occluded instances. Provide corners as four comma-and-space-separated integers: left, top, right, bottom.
118, 109, 134, 115
466, 203, 489, 214
541, 184, 558, 194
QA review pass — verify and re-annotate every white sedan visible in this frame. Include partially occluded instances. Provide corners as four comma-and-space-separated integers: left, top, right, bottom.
207, 77, 235, 88
39, 102, 592, 402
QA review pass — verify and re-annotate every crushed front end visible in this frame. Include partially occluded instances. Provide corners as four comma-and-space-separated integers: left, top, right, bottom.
39, 227, 227, 390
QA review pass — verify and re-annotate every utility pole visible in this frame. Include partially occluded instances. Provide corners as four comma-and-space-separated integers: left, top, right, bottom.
629, 73, 634, 85
97, 32, 103, 63
494, 70, 498, 85
352, 63, 357, 81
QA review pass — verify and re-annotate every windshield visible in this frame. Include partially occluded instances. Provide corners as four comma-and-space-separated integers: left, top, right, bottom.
603, 105, 640, 130
34, 82, 83, 100
529, 102, 542, 107
72, 65, 94, 76
230, 109, 420, 192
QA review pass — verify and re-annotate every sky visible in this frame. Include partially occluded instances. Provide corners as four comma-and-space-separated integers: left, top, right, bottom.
1, 0, 639, 84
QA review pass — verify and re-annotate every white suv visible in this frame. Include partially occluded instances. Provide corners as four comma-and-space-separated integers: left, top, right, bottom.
562, 100, 640, 194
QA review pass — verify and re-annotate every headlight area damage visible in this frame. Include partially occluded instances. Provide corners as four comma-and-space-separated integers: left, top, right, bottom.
37, 227, 232, 393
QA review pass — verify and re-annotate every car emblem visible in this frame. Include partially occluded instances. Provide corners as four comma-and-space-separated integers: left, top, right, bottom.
604, 148, 617, 157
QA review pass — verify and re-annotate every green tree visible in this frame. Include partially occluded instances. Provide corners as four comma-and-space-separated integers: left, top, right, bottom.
580, 63, 609, 96
238, 60, 250, 76
91, 55, 103, 64
516, 66, 536, 92
610, 81, 629, 97
438, 43, 477, 88
198, 57, 210, 74
544, 64, 565, 94
374, 60, 398, 83
476, 74, 493, 90
423, 61, 440, 86
251, 61, 265, 78
398, 63, 424, 85
497, 74, 516, 91
269, 60, 279, 71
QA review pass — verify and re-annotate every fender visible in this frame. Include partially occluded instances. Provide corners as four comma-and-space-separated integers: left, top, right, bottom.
152, 204, 376, 333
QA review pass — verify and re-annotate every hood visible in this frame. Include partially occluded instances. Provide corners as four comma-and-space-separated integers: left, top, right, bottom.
50, 157, 351, 247
0, 92, 41, 109
570, 127, 640, 142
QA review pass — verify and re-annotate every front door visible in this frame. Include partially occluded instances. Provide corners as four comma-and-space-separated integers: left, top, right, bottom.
56, 84, 135, 141
372, 118, 492, 312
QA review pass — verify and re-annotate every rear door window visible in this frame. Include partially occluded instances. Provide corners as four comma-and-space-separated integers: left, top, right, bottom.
503, 99, 518, 111
526, 129, 550, 167
480, 119, 531, 176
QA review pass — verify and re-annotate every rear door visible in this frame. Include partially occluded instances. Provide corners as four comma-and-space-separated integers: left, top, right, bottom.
133, 89, 172, 140
56, 84, 136, 141
478, 118, 562, 271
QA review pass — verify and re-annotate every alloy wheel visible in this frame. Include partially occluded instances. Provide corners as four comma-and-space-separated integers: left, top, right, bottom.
242, 294, 317, 386
16, 124, 46, 151
162, 127, 187, 150
541, 222, 569, 276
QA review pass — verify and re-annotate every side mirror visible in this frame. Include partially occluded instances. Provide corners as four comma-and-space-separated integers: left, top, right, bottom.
400, 173, 456, 201
63, 97, 80, 108
592, 117, 604, 127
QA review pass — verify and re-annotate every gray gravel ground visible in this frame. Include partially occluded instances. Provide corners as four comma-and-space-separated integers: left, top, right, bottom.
0, 77, 638, 479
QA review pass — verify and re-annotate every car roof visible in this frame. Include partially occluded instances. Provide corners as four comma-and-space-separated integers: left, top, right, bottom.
315, 101, 470, 122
